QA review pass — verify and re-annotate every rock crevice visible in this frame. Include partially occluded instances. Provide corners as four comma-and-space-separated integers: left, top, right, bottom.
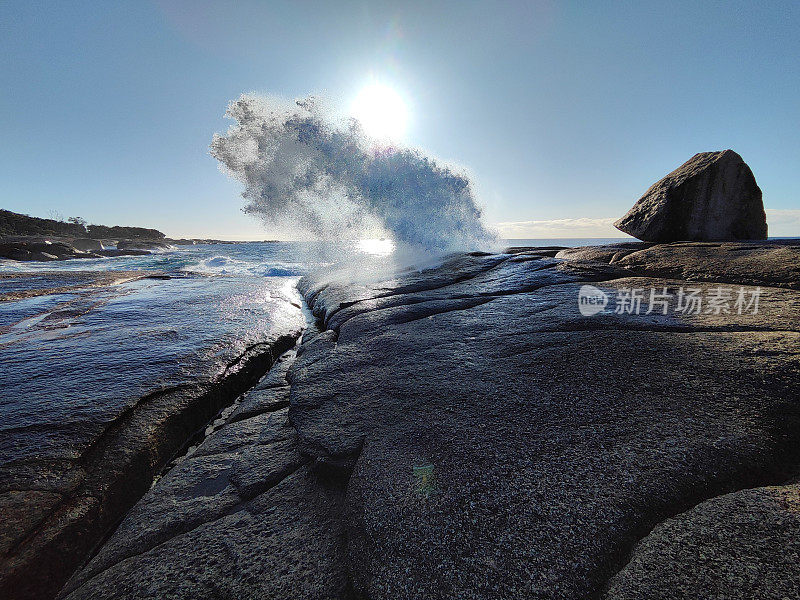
0, 330, 302, 600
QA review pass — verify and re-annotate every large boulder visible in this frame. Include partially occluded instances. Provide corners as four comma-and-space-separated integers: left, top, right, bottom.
71, 238, 103, 252
615, 150, 767, 242
0, 243, 32, 261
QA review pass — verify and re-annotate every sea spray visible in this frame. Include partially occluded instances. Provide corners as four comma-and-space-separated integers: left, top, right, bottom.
210, 94, 497, 252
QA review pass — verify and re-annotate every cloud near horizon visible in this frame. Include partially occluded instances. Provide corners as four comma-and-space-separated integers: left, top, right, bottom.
493, 210, 800, 239
765, 209, 800, 237
492, 217, 626, 239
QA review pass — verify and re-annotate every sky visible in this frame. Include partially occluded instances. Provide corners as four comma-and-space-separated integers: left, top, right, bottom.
1, 0, 799, 239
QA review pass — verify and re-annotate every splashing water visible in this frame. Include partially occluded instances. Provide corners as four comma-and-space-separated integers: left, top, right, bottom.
210, 94, 497, 252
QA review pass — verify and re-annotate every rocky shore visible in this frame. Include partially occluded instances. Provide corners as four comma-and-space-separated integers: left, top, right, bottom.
0, 272, 306, 600
0, 239, 155, 262
0, 209, 176, 261
45, 239, 800, 599
0, 237, 262, 262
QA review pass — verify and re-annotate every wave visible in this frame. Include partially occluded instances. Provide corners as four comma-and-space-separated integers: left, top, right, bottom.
184, 254, 304, 277
210, 95, 497, 252
262, 266, 302, 277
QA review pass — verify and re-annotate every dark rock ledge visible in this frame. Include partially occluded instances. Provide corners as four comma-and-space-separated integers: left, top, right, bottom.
0, 271, 167, 302
0, 330, 302, 600
0, 240, 153, 262
59, 240, 800, 599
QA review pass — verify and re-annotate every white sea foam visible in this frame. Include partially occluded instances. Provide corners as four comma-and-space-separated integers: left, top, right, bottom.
183, 254, 304, 277
210, 94, 497, 253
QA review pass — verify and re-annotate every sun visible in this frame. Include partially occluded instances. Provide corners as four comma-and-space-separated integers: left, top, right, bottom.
351, 83, 408, 141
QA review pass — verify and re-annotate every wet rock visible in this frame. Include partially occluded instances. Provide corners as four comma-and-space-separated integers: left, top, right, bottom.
0, 246, 32, 260
196, 408, 294, 457
0, 279, 304, 600
0, 241, 71, 260
615, 150, 767, 242
61, 466, 349, 600
228, 437, 305, 497
29, 251, 60, 261
73, 411, 304, 581
71, 239, 103, 252
0, 240, 102, 261
226, 385, 290, 424
0, 491, 63, 555
0, 270, 149, 301
556, 240, 800, 289
29, 241, 75, 255
554, 242, 650, 264
252, 349, 297, 390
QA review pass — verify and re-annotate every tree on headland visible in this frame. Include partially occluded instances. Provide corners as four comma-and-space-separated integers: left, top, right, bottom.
86, 224, 166, 240
68, 216, 87, 227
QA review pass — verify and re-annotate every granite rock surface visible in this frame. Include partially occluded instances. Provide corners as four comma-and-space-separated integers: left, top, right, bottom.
60, 241, 800, 599
603, 483, 800, 599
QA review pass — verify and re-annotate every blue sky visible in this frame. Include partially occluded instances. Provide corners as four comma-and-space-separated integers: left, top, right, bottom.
1, 0, 798, 239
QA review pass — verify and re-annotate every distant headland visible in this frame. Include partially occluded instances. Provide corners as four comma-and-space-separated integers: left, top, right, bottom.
0, 209, 166, 241
0, 209, 244, 261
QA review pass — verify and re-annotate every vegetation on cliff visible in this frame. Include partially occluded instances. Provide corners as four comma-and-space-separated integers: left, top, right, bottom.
0, 209, 165, 240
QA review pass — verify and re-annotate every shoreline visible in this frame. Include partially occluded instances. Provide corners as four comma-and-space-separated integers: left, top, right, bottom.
0, 267, 307, 600
15, 239, 795, 599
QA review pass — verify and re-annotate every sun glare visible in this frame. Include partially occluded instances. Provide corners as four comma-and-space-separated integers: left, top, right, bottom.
351, 84, 408, 141
357, 238, 395, 256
